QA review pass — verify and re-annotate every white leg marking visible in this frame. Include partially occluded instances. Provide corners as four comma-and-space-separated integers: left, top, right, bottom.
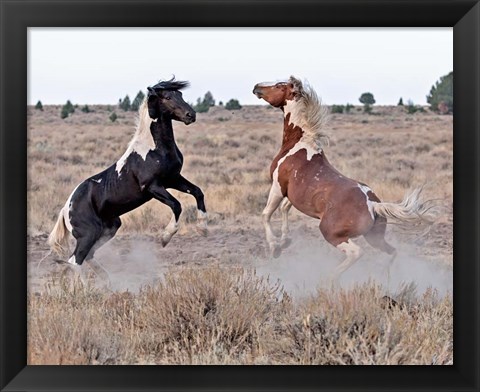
280, 198, 293, 248
262, 182, 284, 257
161, 214, 179, 247
67, 255, 79, 266
333, 240, 363, 279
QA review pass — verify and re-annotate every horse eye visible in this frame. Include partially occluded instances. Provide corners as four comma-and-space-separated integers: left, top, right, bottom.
166, 96, 171, 100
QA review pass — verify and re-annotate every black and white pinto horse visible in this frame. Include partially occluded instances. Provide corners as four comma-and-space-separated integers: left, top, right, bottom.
48, 79, 207, 274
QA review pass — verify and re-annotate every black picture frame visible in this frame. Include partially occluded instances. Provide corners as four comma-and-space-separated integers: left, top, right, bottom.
1, 1, 478, 391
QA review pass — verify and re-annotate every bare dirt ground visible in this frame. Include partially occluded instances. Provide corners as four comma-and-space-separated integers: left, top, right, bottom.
27, 103, 453, 364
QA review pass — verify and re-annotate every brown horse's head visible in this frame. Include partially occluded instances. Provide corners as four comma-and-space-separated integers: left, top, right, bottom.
252, 76, 303, 108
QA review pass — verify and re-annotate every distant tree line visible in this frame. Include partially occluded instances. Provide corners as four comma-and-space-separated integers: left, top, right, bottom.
44, 71, 453, 121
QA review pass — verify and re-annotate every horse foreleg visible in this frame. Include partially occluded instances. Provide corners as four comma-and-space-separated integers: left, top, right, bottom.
280, 198, 293, 249
262, 183, 284, 258
149, 183, 182, 247
168, 175, 207, 236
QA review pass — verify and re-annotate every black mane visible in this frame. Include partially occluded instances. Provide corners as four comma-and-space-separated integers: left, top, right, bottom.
151, 78, 190, 91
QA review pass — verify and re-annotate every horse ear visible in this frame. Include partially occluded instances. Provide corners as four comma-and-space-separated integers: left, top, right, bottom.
147, 93, 159, 119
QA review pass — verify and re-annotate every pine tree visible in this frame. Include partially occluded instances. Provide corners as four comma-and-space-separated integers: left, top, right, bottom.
119, 95, 131, 111
427, 71, 453, 114
35, 100, 43, 111
60, 100, 75, 119
131, 90, 145, 112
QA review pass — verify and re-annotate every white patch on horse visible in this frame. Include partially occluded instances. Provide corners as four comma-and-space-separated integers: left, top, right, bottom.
116, 98, 155, 176
91, 178, 102, 183
67, 255, 78, 266
358, 184, 375, 220
63, 183, 81, 233
284, 99, 323, 161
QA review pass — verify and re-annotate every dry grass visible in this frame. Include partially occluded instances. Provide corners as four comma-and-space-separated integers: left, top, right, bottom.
28, 267, 452, 365
27, 104, 452, 235
27, 103, 453, 365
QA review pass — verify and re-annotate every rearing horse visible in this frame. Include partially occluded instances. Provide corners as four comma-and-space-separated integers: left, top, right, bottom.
253, 76, 434, 279
48, 78, 207, 271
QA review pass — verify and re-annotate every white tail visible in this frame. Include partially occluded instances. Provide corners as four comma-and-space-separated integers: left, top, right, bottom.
372, 187, 437, 226
47, 208, 70, 256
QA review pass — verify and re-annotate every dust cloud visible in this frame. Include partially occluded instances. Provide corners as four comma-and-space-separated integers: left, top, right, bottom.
93, 239, 165, 292
254, 229, 453, 300
90, 229, 452, 301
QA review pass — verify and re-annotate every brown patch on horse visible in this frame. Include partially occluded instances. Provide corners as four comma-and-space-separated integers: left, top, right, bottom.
269, 113, 304, 179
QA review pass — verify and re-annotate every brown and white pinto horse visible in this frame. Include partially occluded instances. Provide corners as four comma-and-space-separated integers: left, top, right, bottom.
253, 76, 434, 279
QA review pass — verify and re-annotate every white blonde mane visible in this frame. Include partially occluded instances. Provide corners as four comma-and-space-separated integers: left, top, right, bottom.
285, 76, 330, 150
115, 98, 155, 175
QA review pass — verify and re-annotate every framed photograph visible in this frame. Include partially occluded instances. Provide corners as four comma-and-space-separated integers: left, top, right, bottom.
1, 0, 479, 391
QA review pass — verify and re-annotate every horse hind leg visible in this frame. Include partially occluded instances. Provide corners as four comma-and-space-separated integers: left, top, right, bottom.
85, 217, 122, 286
363, 218, 397, 259
333, 239, 364, 281
363, 220, 398, 284
320, 220, 364, 280
280, 198, 293, 249
63, 217, 103, 287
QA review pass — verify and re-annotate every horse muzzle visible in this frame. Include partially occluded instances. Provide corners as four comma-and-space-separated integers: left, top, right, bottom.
252, 85, 263, 98
183, 111, 196, 125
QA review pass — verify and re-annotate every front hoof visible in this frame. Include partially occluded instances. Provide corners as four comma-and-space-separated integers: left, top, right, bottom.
160, 235, 171, 248
281, 237, 292, 249
196, 225, 208, 237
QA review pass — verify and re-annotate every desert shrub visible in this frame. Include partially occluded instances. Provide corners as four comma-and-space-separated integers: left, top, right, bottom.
406, 100, 425, 114
35, 100, 43, 111
363, 105, 372, 114
427, 71, 452, 114
331, 105, 344, 114
81, 105, 91, 113
27, 273, 452, 365
135, 268, 283, 359
345, 103, 354, 113
131, 90, 145, 112
225, 99, 242, 110
109, 112, 118, 122
60, 100, 75, 119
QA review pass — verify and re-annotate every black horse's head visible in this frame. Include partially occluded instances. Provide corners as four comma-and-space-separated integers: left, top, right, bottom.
147, 78, 196, 125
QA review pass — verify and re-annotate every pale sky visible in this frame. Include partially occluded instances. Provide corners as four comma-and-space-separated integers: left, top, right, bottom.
28, 28, 452, 106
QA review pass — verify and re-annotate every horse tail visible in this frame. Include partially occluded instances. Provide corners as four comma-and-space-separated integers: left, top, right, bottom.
48, 207, 70, 257
372, 187, 437, 227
